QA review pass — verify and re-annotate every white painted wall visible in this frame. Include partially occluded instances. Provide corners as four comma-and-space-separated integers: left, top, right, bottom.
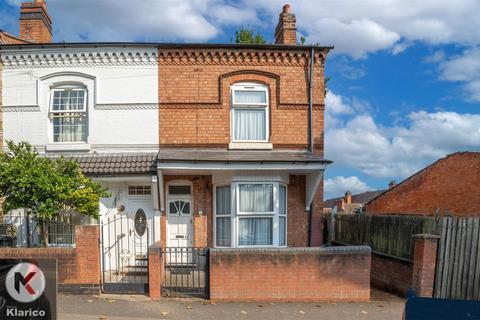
1, 46, 159, 153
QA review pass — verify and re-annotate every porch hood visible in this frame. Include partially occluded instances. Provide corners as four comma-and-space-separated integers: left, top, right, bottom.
157, 148, 331, 211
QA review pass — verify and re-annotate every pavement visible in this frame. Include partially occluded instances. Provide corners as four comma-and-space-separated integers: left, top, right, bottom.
58, 289, 405, 320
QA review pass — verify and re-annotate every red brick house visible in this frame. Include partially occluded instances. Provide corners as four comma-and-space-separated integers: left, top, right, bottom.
156, 7, 331, 248
0, 1, 374, 301
366, 152, 480, 216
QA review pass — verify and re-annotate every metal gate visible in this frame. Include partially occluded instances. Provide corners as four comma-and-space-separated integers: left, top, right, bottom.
161, 247, 209, 298
101, 215, 150, 293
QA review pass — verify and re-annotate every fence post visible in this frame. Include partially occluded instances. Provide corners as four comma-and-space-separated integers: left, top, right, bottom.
148, 241, 163, 300
411, 234, 440, 297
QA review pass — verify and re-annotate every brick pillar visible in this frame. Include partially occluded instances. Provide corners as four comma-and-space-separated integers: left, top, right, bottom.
310, 182, 324, 246
148, 241, 163, 300
75, 225, 101, 287
412, 234, 439, 297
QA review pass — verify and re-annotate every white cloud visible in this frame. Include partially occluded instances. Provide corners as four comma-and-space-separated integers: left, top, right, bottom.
424, 50, 446, 64
324, 176, 371, 199
325, 92, 354, 115
325, 92, 480, 179
3, 0, 480, 58
9, 0, 262, 42
439, 48, 480, 101
248, 0, 480, 58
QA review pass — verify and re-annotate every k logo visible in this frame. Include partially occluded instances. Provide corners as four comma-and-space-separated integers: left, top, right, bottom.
6, 263, 46, 303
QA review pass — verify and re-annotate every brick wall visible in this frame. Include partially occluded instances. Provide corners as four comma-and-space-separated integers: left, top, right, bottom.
367, 152, 480, 216
371, 253, 413, 296
209, 246, 371, 301
158, 49, 326, 155
0, 225, 101, 293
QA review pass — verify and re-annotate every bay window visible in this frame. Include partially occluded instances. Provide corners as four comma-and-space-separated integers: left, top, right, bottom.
214, 182, 287, 247
231, 83, 269, 142
49, 88, 87, 142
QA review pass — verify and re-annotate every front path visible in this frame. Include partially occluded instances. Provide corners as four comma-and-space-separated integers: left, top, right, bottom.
58, 289, 405, 320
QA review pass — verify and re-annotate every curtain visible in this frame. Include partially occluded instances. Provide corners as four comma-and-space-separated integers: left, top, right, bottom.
234, 90, 266, 104
234, 109, 266, 141
53, 116, 86, 142
52, 90, 87, 142
216, 217, 231, 247
279, 186, 286, 215
239, 218, 272, 245
279, 217, 286, 246
216, 186, 231, 215
239, 184, 273, 212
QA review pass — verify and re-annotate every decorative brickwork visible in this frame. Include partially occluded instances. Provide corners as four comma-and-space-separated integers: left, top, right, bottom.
158, 51, 326, 153
209, 246, 371, 301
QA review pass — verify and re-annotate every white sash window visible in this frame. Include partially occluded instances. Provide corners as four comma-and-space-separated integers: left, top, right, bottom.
49, 88, 87, 142
231, 83, 269, 142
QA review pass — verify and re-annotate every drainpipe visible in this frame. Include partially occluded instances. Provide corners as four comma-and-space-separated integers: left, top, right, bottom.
307, 47, 315, 246
308, 46, 314, 153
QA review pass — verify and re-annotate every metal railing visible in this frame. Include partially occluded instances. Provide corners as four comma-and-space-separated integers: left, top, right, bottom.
161, 247, 209, 298
0, 214, 76, 247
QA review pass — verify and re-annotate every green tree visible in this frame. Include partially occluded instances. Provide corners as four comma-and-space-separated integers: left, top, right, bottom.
0, 141, 109, 245
324, 76, 330, 97
235, 27, 266, 44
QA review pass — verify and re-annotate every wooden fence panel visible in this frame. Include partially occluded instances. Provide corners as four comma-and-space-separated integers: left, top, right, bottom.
333, 214, 439, 261
434, 217, 480, 300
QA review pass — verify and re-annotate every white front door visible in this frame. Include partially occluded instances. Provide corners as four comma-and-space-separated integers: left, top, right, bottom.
127, 199, 153, 255
167, 198, 193, 248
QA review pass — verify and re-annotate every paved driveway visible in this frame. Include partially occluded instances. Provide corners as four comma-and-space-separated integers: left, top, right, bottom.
58, 289, 405, 320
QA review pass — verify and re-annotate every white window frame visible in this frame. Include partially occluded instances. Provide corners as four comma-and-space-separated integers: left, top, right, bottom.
213, 181, 287, 248
230, 83, 269, 143
49, 87, 88, 143
213, 184, 234, 248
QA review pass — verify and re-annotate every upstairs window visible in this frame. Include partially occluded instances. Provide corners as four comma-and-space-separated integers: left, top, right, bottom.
231, 84, 269, 142
49, 88, 87, 142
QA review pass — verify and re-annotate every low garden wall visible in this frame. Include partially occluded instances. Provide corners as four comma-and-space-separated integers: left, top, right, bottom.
209, 246, 371, 301
371, 252, 413, 296
0, 225, 101, 293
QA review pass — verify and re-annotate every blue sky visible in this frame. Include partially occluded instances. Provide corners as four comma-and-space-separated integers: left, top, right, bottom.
1, 0, 480, 199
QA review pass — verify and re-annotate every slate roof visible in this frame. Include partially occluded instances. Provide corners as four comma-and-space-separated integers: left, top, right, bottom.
62, 153, 158, 175
157, 148, 331, 163
323, 190, 386, 209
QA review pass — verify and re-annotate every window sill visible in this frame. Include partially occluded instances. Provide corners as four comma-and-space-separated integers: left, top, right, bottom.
46, 143, 91, 152
228, 142, 273, 150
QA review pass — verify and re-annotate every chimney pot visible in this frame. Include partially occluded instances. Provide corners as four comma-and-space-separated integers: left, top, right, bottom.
389, 180, 397, 189
283, 4, 291, 13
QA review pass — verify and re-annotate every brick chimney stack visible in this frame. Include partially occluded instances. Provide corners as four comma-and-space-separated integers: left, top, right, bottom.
274, 4, 297, 45
19, 0, 52, 43
344, 191, 352, 204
